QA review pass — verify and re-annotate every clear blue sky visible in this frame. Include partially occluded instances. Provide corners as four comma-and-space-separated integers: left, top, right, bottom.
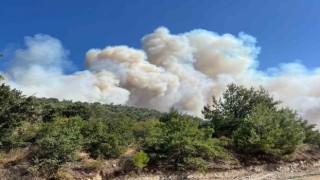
1, 0, 320, 71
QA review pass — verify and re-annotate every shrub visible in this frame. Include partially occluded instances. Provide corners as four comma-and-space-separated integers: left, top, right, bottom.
183, 157, 209, 172
82, 120, 124, 159
41, 102, 93, 122
298, 119, 320, 147
134, 119, 165, 152
34, 117, 83, 171
60, 102, 93, 120
143, 111, 228, 171
133, 151, 149, 168
234, 105, 305, 157
104, 117, 137, 146
0, 79, 40, 144
1, 121, 42, 149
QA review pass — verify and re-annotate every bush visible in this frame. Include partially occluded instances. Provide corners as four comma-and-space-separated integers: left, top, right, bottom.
1, 121, 42, 149
143, 111, 228, 171
134, 119, 165, 152
234, 105, 305, 157
81, 119, 124, 159
104, 117, 137, 146
0, 79, 40, 144
298, 119, 320, 147
183, 157, 209, 172
34, 117, 83, 171
133, 151, 149, 168
40, 102, 93, 122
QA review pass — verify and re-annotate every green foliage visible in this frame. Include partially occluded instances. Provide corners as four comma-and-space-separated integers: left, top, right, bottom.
40, 104, 60, 122
143, 111, 228, 171
1, 78, 320, 175
81, 119, 124, 159
34, 117, 83, 170
160, 107, 180, 122
40, 102, 93, 122
0, 76, 40, 150
36, 98, 162, 122
133, 151, 149, 168
1, 121, 42, 149
203, 83, 280, 137
0, 79, 40, 146
104, 117, 137, 146
59, 102, 93, 120
183, 157, 209, 172
234, 105, 305, 157
298, 119, 320, 147
134, 119, 165, 151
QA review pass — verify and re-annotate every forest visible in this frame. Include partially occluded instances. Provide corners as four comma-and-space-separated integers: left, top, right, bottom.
1, 75, 320, 179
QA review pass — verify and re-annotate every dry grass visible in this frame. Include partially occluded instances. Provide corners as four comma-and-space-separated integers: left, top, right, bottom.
56, 168, 74, 180
80, 158, 104, 172
291, 144, 320, 161
0, 147, 30, 166
77, 151, 89, 160
123, 147, 138, 157
75, 151, 104, 172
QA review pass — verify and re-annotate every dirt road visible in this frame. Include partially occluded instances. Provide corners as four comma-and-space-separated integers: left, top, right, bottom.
120, 160, 320, 180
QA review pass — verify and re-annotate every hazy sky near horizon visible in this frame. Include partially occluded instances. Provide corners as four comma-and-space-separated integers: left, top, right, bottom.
1, 0, 320, 71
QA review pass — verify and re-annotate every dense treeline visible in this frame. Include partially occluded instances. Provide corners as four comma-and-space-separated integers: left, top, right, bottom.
0, 75, 320, 178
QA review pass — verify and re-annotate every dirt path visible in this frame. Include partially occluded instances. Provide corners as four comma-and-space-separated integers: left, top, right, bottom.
233, 167, 320, 180
119, 160, 320, 180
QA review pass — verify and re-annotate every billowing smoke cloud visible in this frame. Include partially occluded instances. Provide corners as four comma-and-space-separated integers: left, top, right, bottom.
3, 34, 130, 104
1, 27, 320, 127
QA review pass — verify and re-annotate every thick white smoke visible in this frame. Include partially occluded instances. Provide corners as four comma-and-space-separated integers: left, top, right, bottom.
1, 27, 320, 127
3, 34, 130, 104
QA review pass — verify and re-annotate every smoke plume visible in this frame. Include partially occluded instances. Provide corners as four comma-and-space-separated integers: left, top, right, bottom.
1, 27, 320, 127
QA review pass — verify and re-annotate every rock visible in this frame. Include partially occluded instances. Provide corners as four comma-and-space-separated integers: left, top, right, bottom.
92, 173, 102, 180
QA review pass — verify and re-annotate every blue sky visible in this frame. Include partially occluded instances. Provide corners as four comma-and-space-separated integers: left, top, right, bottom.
1, 0, 320, 71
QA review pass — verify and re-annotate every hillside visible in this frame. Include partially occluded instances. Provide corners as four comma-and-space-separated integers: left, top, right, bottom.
35, 97, 163, 122
1, 77, 320, 179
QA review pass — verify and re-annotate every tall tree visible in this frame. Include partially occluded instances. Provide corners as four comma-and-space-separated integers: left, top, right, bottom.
203, 83, 280, 137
